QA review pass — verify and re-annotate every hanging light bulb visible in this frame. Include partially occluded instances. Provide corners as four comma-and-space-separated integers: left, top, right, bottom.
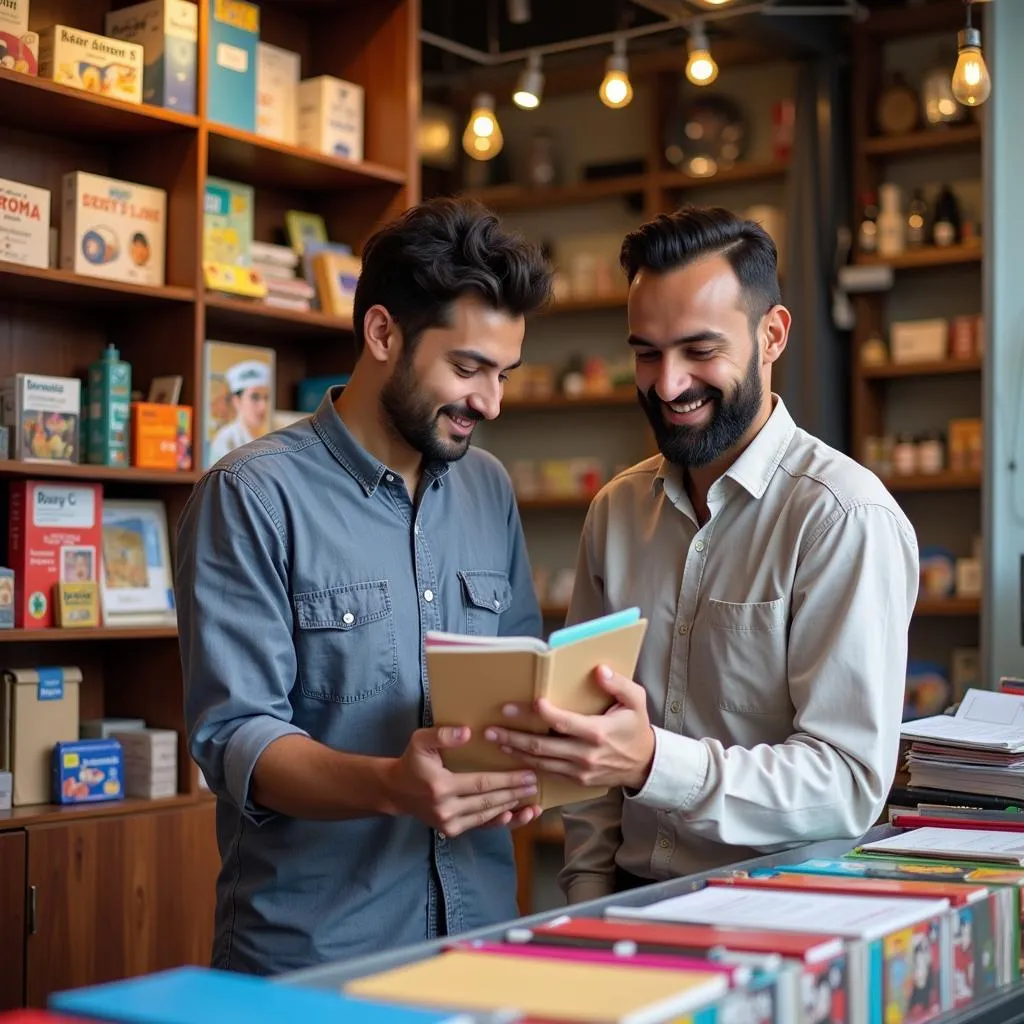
599, 38, 633, 109
951, 3, 991, 107
685, 22, 718, 87
513, 53, 544, 110
462, 93, 503, 161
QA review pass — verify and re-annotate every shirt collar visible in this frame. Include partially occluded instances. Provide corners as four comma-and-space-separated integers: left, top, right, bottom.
652, 394, 796, 503
311, 386, 452, 497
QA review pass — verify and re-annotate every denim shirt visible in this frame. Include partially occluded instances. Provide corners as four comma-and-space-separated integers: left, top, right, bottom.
175, 387, 542, 975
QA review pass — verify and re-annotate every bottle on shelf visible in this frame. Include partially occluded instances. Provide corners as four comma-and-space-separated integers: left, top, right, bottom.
932, 184, 961, 247
86, 343, 132, 468
876, 183, 905, 258
858, 192, 879, 255
906, 188, 929, 248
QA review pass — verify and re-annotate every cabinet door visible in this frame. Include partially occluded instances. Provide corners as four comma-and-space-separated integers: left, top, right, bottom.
26, 802, 219, 1007
0, 830, 26, 1010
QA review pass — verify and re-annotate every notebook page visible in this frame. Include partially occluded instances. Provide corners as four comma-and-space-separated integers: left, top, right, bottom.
862, 826, 1024, 862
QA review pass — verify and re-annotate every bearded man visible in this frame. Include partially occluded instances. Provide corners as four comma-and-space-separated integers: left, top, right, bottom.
482, 205, 920, 899
176, 197, 552, 973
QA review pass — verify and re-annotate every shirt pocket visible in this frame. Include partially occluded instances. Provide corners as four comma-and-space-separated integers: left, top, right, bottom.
703, 597, 791, 715
458, 569, 513, 636
292, 580, 398, 704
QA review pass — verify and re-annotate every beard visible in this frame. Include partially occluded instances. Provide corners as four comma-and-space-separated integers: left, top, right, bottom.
379, 350, 482, 464
638, 344, 763, 468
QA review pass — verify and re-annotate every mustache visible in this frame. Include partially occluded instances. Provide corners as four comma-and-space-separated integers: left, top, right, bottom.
438, 404, 483, 423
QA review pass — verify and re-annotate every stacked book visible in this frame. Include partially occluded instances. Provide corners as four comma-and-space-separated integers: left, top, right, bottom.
113, 728, 178, 800
250, 241, 315, 312
39, 815, 1024, 1024
899, 687, 1024, 803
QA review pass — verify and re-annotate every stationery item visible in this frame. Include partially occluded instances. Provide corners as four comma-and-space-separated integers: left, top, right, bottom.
37, 25, 143, 104
52, 738, 124, 804
425, 608, 647, 808
859, 827, 1024, 866
55, 582, 101, 627
256, 42, 299, 144
49, 966, 475, 1024
901, 688, 1024, 752
891, 814, 1024, 833
205, 0, 258, 132
297, 75, 364, 161
0, 177, 50, 269
346, 949, 728, 1024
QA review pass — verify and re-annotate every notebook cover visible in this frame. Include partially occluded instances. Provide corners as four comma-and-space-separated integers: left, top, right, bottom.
48, 966, 468, 1024
533, 916, 845, 964
346, 948, 727, 1024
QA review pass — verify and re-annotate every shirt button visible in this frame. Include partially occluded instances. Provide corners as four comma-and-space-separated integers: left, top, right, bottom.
670, 700, 681, 714
678, 623, 688, 635
437, 832, 447, 842
414, 524, 420, 535
694, 540, 705, 552
659, 838, 670, 849
385, 473, 394, 483
424, 589, 434, 602
342, 612, 355, 625
493, 598, 500, 609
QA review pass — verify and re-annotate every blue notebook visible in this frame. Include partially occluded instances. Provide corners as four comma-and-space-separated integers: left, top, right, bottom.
49, 966, 473, 1024
547, 606, 641, 649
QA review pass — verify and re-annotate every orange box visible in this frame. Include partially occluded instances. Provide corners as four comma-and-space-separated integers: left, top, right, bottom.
130, 402, 193, 471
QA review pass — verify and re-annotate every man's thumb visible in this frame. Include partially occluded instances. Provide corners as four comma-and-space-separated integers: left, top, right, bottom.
416, 725, 470, 754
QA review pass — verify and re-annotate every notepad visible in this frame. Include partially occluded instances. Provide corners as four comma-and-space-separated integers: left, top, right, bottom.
859, 826, 1024, 866
48, 966, 474, 1024
425, 608, 648, 809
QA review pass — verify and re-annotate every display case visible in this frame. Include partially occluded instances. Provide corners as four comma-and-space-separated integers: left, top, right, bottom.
280, 824, 1024, 1024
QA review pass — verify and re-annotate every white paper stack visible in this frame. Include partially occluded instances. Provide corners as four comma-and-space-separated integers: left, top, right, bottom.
113, 728, 178, 799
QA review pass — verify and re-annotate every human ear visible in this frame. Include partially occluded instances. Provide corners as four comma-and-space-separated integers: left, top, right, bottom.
362, 305, 399, 364
761, 304, 791, 365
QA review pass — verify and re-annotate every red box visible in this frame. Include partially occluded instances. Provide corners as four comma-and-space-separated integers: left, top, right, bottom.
8, 479, 103, 628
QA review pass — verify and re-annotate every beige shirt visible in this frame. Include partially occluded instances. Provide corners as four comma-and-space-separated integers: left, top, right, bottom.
559, 396, 919, 904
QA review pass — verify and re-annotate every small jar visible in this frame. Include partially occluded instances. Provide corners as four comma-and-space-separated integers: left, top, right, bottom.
893, 433, 917, 475
916, 430, 945, 474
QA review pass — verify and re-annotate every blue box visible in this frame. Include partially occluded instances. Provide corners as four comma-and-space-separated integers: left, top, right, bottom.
206, 0, 258, 132
52, 738, 124, 804
105, 1, 198, 114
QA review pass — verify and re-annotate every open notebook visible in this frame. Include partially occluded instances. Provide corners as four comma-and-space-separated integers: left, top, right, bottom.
426, 608, 648, 809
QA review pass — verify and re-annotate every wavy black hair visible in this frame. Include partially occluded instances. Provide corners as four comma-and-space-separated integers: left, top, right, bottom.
352, 196, 552, 355
620, 205, 781, 328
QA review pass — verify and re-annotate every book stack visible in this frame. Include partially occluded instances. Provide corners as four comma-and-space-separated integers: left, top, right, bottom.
113, 727, 177, 800
250, 241, 315, 312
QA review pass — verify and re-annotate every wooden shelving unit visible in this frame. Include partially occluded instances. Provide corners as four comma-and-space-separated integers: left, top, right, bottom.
862, 124, 982, 157
854, 242, 982, 270
502, 389, 636, 412
915, 597, 981, 617
0, 0, 419, 1008
860, 357, 982, 380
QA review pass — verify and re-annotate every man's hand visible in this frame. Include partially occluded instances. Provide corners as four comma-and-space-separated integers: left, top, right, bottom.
483, 665, 656, 791
386, 725, 543, 837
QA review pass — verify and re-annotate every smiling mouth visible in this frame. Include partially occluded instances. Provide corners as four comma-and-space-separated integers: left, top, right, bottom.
445, 412, 476, 433
666, 396, 712, 415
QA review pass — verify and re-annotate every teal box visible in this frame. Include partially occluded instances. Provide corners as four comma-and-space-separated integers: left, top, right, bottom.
86, 344, 132, 467
53, 738, 124, 804
206, 0, 258, 132
105, 1, 198, 114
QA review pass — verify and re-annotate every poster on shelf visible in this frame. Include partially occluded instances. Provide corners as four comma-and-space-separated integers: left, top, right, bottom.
201, 339, 276, 469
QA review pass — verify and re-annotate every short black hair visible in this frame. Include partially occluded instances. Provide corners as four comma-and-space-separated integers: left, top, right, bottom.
352, 196, 552, 355
620, 205, 781, 327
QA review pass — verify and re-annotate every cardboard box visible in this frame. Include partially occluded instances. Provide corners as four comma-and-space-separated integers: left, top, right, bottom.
53, 738, 124, 804
0, 667, 82, 806
297, 75, 364, 161
890, 318, 948, 364
0, 0, 38, 76
0, 177, 51, 269
256, 42, 299, 144
206, 0, 259, 132
61, 171, 167, 287
8, 480, 102, 628
0, 372, 81, 463
38, 24, 143, 104
131, 401, 192, 470
105, 0, 198, 113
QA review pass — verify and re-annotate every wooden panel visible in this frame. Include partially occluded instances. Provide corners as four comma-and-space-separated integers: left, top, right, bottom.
0, 831, 26, 1010
25, 802, 219, 1006
0, 794, 203, 833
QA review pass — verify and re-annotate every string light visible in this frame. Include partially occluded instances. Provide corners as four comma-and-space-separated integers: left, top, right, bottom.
513, 53, 544, 109
951, 0, 991, 107
462, 93, 504, 160
599, 38, 633, 109
685, 22, 718, 86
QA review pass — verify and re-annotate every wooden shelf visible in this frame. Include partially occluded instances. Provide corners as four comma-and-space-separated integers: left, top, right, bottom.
884, 471, 981, 492
863, 125, 982, 158
0, 460, 199, 486
860, 357, 982, 379
462, 174, 649, 213
503, 389, 636, 412
204, 293, 354, 339
206, 124, 406, 192
0, 67, 199, 139
517, 496, 593, 511
915, 597, 981, 617
0, 263, 195, 308
0, 793, 200, 833
543, 294, 628, 316
658, 159, 790, 191
855, 244, 983, 270
0, 626, 177, 642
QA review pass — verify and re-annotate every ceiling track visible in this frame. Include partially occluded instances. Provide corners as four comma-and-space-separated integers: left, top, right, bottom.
420, 0, 867, 67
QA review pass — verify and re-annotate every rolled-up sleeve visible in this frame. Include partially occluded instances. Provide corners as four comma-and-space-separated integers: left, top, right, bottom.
628, 503, 919, 847
175, 468, 307, 824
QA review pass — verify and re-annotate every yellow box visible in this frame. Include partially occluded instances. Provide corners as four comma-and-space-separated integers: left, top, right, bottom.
38, 25, 143, 104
